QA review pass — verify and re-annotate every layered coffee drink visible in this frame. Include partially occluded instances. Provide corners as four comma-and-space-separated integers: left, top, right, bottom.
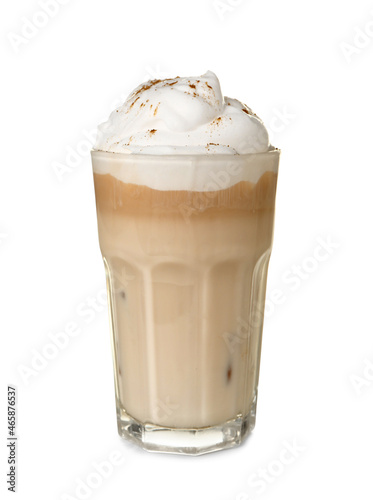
92, 72, 279, 454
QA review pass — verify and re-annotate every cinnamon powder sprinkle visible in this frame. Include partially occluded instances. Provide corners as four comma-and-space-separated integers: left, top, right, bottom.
149, 129, 157, 135
132, 79, 161, 98
130, 96, 140, 108
242, 108, 250, 114
189, 84, 196, 89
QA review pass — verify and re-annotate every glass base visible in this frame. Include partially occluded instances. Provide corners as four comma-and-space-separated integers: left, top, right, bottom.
116, 407, 256, 455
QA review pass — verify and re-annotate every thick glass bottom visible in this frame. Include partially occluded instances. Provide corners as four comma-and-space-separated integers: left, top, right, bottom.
116, 404, 256, 455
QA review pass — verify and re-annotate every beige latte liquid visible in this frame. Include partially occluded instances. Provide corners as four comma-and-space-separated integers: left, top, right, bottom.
93, 169, 277, 429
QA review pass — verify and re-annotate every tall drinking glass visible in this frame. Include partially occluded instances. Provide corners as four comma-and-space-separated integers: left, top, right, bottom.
92, 150, 280, 455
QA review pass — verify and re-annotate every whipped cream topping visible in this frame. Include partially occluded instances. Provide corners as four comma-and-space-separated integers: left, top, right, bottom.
94, 71, 270, 155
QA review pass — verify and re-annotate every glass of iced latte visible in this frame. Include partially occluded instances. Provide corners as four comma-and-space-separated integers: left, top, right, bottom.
92, 72, 280, 455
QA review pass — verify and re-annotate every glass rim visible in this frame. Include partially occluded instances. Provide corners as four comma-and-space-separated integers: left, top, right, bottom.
91, 147, 280, 162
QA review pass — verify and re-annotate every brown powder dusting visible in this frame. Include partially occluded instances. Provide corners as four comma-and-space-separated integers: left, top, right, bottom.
189, 84, 196, 89
130, 96, 140, 108
205, 82, 212, 90
211, 117, 222, 126
154, 103, 160, 116
242, 105, 258, 118
132, 79, 162, 98
149, 129, 157, 135
133, 85, 150, 96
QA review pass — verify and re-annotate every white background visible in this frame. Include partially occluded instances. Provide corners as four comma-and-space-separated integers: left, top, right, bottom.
1, 0, 373, 498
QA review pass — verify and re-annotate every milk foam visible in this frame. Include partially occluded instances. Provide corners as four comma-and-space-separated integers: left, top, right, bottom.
94, 71, 270, 155
93, 71, 277, 191
91, 150, 279, 192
